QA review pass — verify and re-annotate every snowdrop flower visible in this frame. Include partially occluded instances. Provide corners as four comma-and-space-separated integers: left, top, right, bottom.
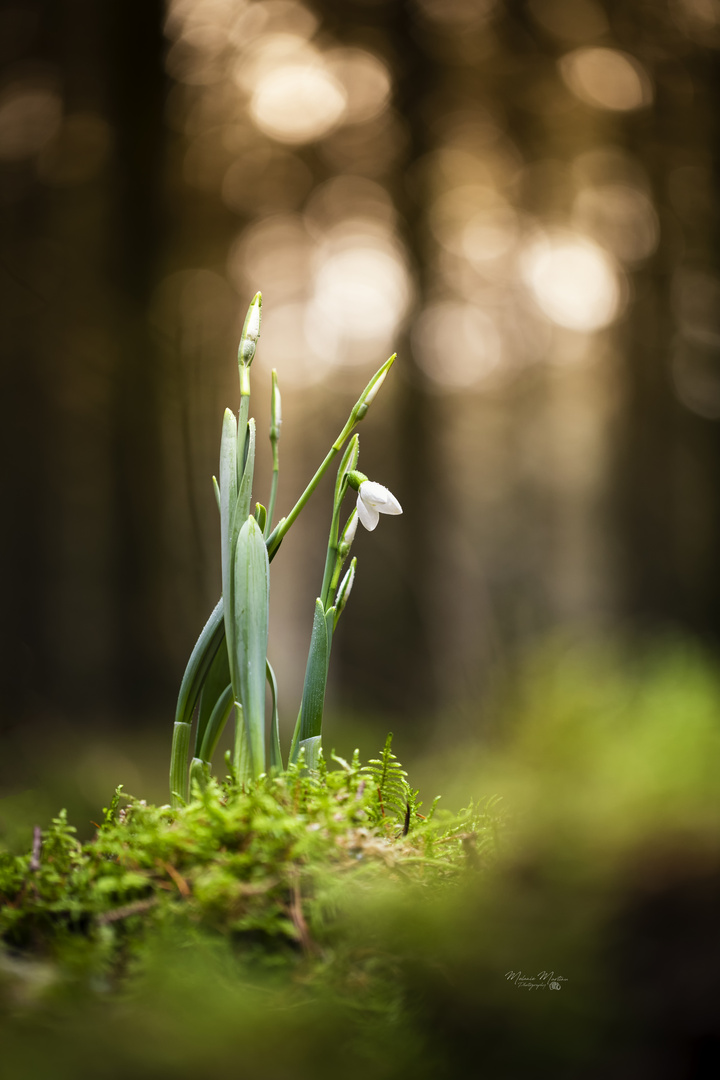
356, 480, 403, 532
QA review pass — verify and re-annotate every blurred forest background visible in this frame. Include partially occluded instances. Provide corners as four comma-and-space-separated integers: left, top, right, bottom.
2, 0, 720, 807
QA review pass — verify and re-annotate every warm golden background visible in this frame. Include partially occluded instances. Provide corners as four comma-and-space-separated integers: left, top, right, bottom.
2, 0, 720, 821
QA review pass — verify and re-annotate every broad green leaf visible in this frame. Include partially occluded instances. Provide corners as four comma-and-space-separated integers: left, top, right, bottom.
233, 515, 270, 780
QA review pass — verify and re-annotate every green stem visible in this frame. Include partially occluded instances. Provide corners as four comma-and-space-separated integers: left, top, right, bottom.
266, 440, 279, 537
266, 444, 338, 557
266, 354, 394, 558
328, 554, 343, 607
237, 390, 249, 483
319, 436, 358, 607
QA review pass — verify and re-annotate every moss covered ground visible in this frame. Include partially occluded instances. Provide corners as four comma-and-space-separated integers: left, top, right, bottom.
3, 643, 720, 1078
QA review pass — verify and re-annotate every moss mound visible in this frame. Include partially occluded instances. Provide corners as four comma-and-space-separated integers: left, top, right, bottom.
5, 645, 720, 1079
1, 743, 499, 988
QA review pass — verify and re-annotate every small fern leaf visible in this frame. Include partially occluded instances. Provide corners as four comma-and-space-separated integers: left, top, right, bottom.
361, 733, 411, 825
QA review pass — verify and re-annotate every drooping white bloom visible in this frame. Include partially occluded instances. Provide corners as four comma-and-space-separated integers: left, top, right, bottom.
356, 480, 403, 531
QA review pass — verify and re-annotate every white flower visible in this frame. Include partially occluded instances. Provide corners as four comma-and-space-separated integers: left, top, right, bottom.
356, 480, 402, 531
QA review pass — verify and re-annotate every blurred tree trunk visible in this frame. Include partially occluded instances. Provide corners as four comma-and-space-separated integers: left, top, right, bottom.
102, 0, 168, 711
612, 25, 720, 643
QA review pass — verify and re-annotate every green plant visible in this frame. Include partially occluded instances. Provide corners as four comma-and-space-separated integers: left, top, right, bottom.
170, 293, 403, 805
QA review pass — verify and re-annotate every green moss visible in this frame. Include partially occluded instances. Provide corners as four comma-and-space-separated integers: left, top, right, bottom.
0, 745, 500, 987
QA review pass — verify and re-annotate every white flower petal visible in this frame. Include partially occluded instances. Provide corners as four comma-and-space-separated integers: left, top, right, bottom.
358, 480, 387, 509
358, 480, 402, 516
356, 493, 380, 530
380, 489, 402, 515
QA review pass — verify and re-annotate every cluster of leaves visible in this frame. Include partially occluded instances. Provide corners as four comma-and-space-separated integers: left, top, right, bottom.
0, 745, 501, 985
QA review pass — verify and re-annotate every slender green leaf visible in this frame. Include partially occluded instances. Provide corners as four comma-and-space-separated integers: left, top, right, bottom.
324, 606, 335, 676
195, 634, 231, 756
294, 599, 329, 761
288, 706, 301, 768
170, 721, 192, 807
233, 702, 252, 783
298, 736, 322, 771
254, 501, 267, 534
174, 598, 225, 729
220, 409, 238, 685
236, 394, 249, 487
233, 515, 270, 779
235, 418, 256, 530
267, 658, 282, 772
198, 682, 234, 764
189, 757, 210, 794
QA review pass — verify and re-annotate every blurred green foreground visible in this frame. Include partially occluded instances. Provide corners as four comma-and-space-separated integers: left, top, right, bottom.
2, 637, 720, 1078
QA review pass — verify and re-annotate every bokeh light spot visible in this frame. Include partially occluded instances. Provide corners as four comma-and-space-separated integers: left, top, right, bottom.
256, 301, 337, 385
312, 233, 410, 344
325, 47, 391, 124
412, 302, 502, 388
250, 62, 346, 143
559, 47, 653, 111
228, 213, 315, 302
521, 231, 623, 331
0, 83, 62, 160
305, 175, 395, 233
462, 205, 519, 266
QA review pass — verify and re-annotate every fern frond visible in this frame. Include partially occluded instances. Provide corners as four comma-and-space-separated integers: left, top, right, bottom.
361, 733, 416, 828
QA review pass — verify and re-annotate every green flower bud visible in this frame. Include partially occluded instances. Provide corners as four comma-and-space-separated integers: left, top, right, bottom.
238, 291, 262, 370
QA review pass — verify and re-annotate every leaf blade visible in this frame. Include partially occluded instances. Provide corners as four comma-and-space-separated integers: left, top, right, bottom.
233, 515, 270, 779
